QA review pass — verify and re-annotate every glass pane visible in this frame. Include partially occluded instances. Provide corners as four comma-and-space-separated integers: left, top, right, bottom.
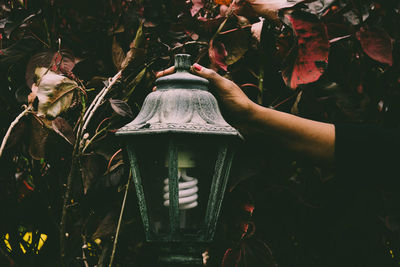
133, 137, 170, 240
168, 136, 219, 239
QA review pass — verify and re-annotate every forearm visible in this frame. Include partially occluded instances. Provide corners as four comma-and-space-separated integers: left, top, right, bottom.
246, 103, 335, 166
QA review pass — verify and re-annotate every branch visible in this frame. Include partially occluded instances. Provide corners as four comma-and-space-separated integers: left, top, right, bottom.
109, 171, 131, 267
0, 106, 31, 158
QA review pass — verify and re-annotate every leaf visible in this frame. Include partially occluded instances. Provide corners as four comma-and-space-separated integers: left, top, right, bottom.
120, 22, 145, 70
251, 21, 263, 42
123, 67, 147, 101
3, 10, 41, 39
112, 36, 125, 70
81, 154, 107, 194
92, 211, 117, 240
356, 27, 393, 66
291, 90, 303, 115
220, 26, 251, 65
282, 11, 330, 89
0, 36, 42, 64
26, 50, 76, 90
190, 0, 204, 17
246, 0, 307, 19
215, 0, 232, 5
35, 67, 78, 118
29, 115, 51, 160
5, 116, 27, 150
209, 39, 228, 71
52, 117, 75, 145
109, 99, 134, 119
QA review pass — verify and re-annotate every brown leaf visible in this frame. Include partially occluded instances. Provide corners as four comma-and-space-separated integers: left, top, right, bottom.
112, 36, 126, 70
356, 27, 393, 66
52, 117, 75, 145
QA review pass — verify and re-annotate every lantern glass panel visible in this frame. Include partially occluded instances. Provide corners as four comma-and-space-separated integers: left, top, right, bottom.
132, 135, 222, 241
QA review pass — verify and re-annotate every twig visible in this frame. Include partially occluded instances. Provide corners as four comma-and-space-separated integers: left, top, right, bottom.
171, 41, 209, 52
109, 171, 131, 267
0, 106, 31, 158
79, 70, 122, 140
81, 235, 90, 267
210, 0, 238, 42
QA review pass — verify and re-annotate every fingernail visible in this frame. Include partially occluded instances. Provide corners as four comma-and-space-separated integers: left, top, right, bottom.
193, 63, 202, 71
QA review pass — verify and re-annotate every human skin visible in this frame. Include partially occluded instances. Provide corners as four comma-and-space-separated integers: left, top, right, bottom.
155, 64, 335, 167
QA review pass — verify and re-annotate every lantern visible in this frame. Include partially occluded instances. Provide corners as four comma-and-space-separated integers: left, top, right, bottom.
116, 54, 241, 266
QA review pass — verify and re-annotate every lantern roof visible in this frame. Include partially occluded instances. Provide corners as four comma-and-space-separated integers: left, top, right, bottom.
116, 54, 241, 137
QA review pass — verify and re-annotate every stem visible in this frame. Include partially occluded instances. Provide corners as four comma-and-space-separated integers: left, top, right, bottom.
257, 65, 264, 105
60, 93, 86, 267
0, 106, 31, 158
81, 126, 108, 154
109, 172, 131, 267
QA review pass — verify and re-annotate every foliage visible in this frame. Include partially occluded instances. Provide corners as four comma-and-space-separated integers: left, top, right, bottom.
0, 0, 399, 266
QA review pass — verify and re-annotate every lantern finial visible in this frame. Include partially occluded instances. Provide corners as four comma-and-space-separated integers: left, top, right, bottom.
174, 54, 191, 72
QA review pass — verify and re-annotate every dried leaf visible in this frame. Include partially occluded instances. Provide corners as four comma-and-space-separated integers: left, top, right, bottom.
52, 117, 75, 145
209, 39, 228, 71
35, 67, 78, 118
109, 99, 134, 119
282, 11, 330, 89
356, 27, 393, 66
112, 36, 125, 70
92, 211, 117, 240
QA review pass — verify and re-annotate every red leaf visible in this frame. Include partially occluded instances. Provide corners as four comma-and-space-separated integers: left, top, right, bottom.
356, 27, 393, 66
282, 11, 330, 89
209, 39, 228, 71
190, 0, 204, 17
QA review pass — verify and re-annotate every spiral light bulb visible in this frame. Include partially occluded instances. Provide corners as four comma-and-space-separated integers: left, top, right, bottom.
163, 150, 198, 210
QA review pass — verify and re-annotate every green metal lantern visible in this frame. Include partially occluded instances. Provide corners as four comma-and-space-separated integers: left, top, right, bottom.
116, 54, 241, 266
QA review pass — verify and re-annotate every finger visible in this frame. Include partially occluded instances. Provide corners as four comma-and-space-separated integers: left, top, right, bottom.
152, 86, 157, 91
156, 66, 175, 78
190, 63, 220, 81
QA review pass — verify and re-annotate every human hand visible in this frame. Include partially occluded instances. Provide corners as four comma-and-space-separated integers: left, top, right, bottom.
154, 63, 256, 126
